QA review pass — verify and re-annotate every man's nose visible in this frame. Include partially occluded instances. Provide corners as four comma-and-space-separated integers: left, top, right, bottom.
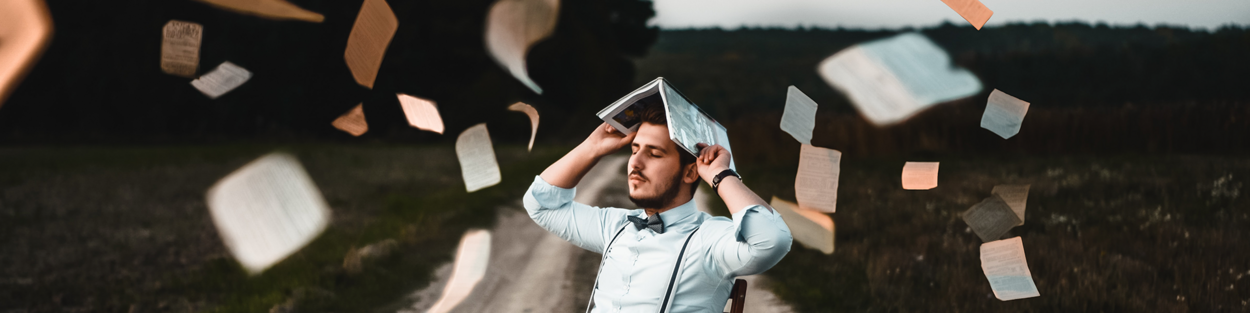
627, 155, 642, 175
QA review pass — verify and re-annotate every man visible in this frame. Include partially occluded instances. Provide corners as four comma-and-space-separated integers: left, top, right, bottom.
523, 104, 793, 312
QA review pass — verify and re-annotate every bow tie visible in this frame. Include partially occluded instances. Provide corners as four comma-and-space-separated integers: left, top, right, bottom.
627, 214, 665, 234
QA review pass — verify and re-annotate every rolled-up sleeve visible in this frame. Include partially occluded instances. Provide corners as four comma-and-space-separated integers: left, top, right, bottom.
709, 204, 793, 277
523, 175, 622, 254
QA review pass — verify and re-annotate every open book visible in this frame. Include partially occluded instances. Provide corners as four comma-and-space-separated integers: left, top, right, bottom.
597, 77, 736, 171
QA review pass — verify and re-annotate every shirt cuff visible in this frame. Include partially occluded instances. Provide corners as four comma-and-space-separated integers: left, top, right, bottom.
523, 175, 577, 213
731, 204, 776, 241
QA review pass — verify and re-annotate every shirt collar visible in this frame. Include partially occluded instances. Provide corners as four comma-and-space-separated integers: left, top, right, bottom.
644, 199, 699, 229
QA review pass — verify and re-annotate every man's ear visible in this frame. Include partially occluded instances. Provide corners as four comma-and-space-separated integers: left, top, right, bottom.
682, 162, 700, 185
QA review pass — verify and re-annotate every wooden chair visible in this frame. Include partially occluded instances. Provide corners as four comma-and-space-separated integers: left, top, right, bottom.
725, 279, 747, 313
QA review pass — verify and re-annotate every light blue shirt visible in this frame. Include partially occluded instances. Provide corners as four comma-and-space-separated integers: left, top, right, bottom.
523, 176, 793, 312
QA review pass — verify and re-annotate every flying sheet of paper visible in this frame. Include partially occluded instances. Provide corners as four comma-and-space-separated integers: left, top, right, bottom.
770, 197, 834, 254
205, 153, 331, 275
980, 237, 1041, 301
780, 86, 818, 145
991, 184, 1030, 225
191, 61, 251, 99
940, 0, 994, 30
981, 89, 1030, 139
817, 33, 982, 126
195, 0, 324, 23
795, 144, 840, 213
397, 93, 445, 134
0, 0, 53, 107
331, 103, 368, 137
901, 161, 939, 190
456, 124, 502, 192
484, 0, 560, 94
961, 194, 1021, 242
160, 20, 202, 77
427, 229, 492, 313
344, 0, 397, 89
507, 102, 540, 151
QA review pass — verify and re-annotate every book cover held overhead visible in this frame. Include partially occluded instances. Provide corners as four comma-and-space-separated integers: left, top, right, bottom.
597, 77, 736, 171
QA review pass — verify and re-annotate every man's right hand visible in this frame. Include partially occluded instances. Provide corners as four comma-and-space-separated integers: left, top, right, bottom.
580, 123, 637, 158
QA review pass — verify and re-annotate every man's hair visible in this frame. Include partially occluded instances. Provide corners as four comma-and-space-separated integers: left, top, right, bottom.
636, 96, 700, 196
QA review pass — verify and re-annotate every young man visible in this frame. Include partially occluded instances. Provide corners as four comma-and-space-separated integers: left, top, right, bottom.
523, 104, 793, 312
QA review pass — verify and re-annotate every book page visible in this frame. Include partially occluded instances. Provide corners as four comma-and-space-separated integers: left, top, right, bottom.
344, 0, 397, 89
331, 103, 368, 137
485, 0, 560, 94
427, 229, 492, 313
507, 102, 540, 151
194, 0, 324, 23
795, 144, 840, 213
991, 184, 1030, 225
961, 194, 1022, 242
456, 124, 502, 192
0, 0, 53, 107
780, 86, 818, 145
398, 93, 445, 134
770, 197, 834, 254
857, 33, 982, 109
980, 237, 1041, 301
160, 20, 202, 77
980, 89, 1030, 139
597, 77, 664, 134
818, 46, 920, 126
191, 61, 251, 99
661, 79, 717, 157
901, 162, 939, 190
205, 153, 331, 275
940, 0, 994, 30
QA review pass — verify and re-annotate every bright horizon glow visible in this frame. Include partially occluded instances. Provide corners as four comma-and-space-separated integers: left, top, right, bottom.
651, 0, 1250, 30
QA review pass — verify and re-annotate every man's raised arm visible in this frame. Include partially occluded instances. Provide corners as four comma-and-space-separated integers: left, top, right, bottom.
540, 123, 635, 188
695, 144, 793, 277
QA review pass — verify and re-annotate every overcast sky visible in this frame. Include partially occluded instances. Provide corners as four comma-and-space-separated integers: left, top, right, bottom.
650, 0, 1250, 30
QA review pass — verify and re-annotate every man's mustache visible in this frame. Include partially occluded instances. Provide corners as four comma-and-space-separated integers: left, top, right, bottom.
628, 169, 647, 181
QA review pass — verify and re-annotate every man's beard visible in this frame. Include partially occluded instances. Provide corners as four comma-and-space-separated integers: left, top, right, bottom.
629, 170, 684, 209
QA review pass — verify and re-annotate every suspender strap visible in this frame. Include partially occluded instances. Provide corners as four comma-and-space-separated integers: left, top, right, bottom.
658, 226, 700, 313
584, 223, 631, 313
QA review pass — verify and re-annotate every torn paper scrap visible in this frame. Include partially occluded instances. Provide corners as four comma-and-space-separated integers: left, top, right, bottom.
426, 229, 492, 313
981, 89, 1030, 139
0, 0, 53, 107
456, 124, 502, 192
991, 184, 1030, 225
795, 144, 840, 213
397, 93, 445, 134
770, 197, 834, 254
507, 102, 540, 151
817, 33, 982, 126
940, 0, 993, 30
205, 153, 331, 274
781, 86, 818, 145
195, 0, 324, 23
901, 162, 939, 190
191, 61, 251, 99
160, 20, 202, 77
980, 237, 1041, 301
331, 103, 368, 137
344, 0, 397, 89
961, 194, 1021, 242
485, 0, 560, 94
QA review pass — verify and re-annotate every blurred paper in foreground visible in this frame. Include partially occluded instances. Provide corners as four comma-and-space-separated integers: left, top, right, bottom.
191, 61, 251, 99
485, 0, 560, 94
206, 153, 331, 275
456, 124, 502, 192
940, 0, 993, 30
981, 89, 1030, 139
980, 237, 1041, 301
195, 0, 324, 23
901, 161, 939, 190
427, 229, 492, 313
344, 0, 397, 89
817, 33, 982, 126
507, 102, 540, 151
795, 144, 840, 213
398, 94, 445, 134
770, 197, 834, 254
781, 86, 818, 145
991, 184, 1030, 225
0, 0, 53, 107
160, 20, 202, 77
961, 194, 1021, 242
331, 103, 368, 137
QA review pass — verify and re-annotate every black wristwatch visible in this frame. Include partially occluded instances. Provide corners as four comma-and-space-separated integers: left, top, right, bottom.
711, 169, 740, 193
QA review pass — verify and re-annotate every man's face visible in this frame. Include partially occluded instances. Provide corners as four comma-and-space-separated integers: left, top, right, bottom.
628, 122, 688, 209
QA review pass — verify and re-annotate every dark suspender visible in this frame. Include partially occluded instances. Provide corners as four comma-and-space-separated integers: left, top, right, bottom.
585, 224, 631, 313
658, 226, 700, 313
